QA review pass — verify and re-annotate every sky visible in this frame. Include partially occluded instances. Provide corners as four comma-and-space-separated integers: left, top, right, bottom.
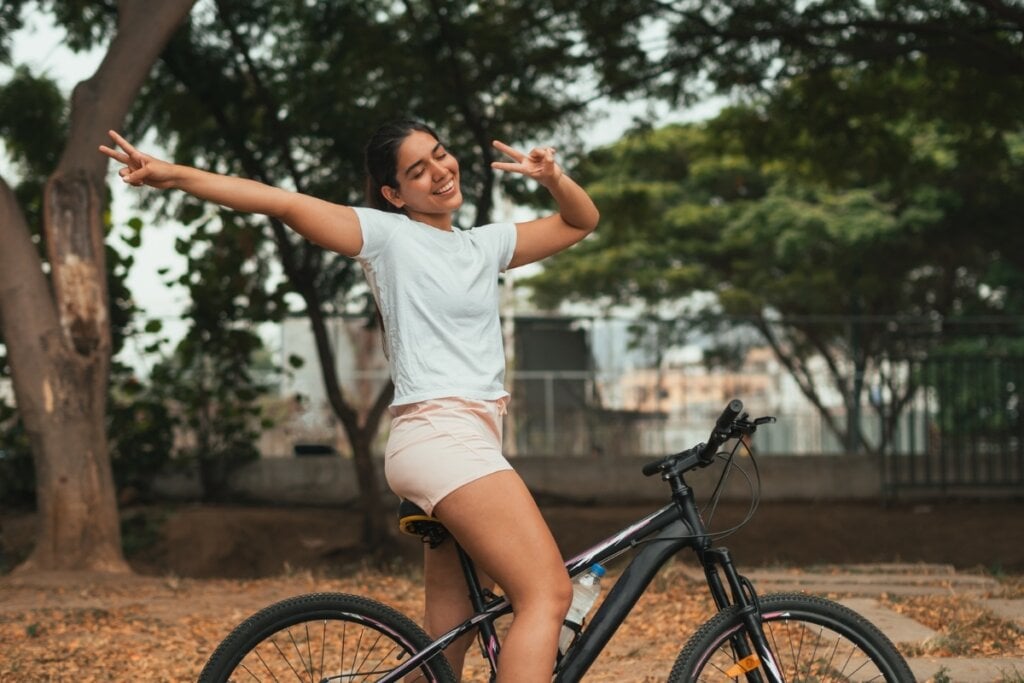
2, 7, 724, 372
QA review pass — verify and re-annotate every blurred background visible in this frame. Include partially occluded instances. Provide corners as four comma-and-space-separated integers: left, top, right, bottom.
1, 0, 1022, 573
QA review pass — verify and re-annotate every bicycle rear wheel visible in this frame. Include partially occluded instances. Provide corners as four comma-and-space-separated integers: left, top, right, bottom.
669, 592, 914, 682
198, 592, 456, 683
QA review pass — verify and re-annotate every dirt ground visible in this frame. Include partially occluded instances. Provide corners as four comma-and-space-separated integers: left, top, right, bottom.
4, 498, 1024, 578
2, 500, 1024, 682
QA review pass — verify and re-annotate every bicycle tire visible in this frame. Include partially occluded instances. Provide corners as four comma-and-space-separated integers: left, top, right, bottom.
198, 592, 457, 683
669, 592, 914, 682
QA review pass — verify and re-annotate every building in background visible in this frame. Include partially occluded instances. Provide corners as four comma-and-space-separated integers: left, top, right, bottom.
265, 312, 863, 458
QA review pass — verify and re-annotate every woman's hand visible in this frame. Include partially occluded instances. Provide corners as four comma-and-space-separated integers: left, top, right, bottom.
492, 139, 599, 269
98, 130, 178, 189
491, 140, 564, 189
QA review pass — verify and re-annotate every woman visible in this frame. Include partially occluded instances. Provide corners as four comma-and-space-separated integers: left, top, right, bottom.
99, 119, 599, 682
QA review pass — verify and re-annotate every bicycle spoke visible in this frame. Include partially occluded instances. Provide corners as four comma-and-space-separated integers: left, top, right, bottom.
319, 620, 327, 680
272, 633, 307, 680
677, 597, 910, 682
214, 614, 447, 682
766, 619, 875, 681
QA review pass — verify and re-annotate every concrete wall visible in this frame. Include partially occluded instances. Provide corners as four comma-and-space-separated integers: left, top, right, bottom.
154, 453, 882, 505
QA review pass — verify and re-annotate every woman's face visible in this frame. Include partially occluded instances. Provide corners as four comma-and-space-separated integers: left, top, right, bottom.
384, 130, 462, 226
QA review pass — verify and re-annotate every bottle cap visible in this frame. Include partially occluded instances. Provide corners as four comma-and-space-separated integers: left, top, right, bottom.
591, 564, 606, 577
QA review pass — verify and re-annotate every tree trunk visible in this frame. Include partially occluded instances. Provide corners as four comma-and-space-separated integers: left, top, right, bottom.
297, 279, 395, 550
348, 430, 388, 551
0, 0, 196, 572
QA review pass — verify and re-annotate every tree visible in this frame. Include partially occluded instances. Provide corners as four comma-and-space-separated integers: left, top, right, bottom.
574, 1, 1024, 103
521, 0, 1024, 455
0, 0, 196, 572
526, 90, 1024, 454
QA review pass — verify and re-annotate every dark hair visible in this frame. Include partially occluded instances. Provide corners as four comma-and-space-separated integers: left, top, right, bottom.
363, 119, 440, 213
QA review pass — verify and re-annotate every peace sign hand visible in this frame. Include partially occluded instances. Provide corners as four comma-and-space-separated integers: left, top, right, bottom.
98, 130, 177, 189
491, 140, 564, 189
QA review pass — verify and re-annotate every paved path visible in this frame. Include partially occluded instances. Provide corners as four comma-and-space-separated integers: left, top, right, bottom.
745, 563, 1024, 682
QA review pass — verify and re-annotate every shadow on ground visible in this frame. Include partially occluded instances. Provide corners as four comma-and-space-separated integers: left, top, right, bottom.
2, 499, 1022, 578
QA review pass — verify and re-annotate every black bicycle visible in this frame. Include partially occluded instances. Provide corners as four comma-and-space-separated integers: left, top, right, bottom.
198, 399, 914, 682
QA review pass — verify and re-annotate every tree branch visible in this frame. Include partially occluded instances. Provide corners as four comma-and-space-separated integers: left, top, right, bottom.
756, 318, 847, 446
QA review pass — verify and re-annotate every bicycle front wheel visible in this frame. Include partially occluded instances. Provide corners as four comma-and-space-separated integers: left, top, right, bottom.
669, 592, 914, 682
198, 592, 456, 683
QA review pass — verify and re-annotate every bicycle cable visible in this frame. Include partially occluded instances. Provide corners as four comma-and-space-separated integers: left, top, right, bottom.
702, 438, 765, 541
631, 438, 764, 547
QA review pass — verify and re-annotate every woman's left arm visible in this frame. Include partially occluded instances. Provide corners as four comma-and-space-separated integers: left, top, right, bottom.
491, 141, 599, 269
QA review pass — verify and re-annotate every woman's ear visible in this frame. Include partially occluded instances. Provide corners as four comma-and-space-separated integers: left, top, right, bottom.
381, 185, 404, 209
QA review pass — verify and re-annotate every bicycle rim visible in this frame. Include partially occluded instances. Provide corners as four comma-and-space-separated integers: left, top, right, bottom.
198, 592, 456, 683
671, 593, 914, 682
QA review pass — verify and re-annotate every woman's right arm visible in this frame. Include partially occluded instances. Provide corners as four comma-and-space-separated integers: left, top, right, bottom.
99, 130, 363, 257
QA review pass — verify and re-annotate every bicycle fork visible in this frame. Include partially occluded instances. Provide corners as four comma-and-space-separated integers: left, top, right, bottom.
701, 547, 784, 683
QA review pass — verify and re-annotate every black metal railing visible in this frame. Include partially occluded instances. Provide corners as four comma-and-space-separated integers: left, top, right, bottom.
883, 352, 1024, 495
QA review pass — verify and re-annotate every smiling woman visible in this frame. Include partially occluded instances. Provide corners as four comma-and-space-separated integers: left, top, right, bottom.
99, 118, 598, 682
363, 121, 463, 223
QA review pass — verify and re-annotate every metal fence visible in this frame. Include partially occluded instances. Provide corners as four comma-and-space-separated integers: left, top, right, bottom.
881, 353, 1024, 495
501, 356, 1024, 495
279, 314, 1024, 497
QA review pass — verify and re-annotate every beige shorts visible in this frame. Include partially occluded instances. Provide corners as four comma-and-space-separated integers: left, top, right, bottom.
384, 396, 512, 515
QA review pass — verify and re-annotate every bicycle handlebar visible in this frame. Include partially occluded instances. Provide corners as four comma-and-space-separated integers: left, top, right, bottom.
698, 398, 744, 461
715, 399, 744, 434
641, 458, 670, 477
642, 398, 763, 478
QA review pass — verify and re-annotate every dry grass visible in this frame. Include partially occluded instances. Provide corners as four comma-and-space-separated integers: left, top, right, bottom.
1, 562, 1021, 682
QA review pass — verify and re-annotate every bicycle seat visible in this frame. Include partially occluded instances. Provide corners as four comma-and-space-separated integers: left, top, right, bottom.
397, 500, 449, 548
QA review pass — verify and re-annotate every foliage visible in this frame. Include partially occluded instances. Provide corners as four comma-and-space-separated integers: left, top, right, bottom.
0, 1, 30, 65
0, 65, 65, 251
99, 207, 278, 502
133, 0, 610, 224
106, 374, 176, 499
525, 52, 1024, 452
593, 1, 1024, 453
915, 340, 1024, 445
579, 1, 1024, 105
144, 209, 280, 501
0, 399, 33, 506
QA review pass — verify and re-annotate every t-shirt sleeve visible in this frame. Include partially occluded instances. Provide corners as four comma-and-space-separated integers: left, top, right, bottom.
352, 207, 403, 262
476, 221, 518, 271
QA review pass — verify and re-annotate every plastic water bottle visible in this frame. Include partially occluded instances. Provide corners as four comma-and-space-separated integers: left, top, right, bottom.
558, 563, 606, 655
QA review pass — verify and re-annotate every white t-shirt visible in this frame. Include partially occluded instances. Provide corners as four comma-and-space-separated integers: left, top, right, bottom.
353, 207, 518, 406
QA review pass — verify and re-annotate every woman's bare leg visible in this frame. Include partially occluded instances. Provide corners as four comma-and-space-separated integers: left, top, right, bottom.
431, 470, 572, 683
422, 539, 494, 678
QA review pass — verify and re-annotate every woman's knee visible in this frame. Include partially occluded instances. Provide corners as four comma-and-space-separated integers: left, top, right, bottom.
511, 569, 573, 620
552, 571, 574, 615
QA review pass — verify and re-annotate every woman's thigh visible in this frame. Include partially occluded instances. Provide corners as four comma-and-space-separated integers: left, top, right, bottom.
431, 470, 569, 606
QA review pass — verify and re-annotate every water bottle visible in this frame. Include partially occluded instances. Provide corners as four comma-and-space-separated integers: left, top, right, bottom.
558, 563, 606, 655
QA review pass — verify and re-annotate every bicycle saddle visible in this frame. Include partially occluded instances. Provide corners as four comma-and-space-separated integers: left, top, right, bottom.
397, 499, 449, 548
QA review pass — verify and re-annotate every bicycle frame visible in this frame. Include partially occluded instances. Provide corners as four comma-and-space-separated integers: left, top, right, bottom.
381, 466, 783, 683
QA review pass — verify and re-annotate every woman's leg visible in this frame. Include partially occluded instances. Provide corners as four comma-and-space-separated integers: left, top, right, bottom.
421, 539, 494, 678
431, 470, 572, 683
